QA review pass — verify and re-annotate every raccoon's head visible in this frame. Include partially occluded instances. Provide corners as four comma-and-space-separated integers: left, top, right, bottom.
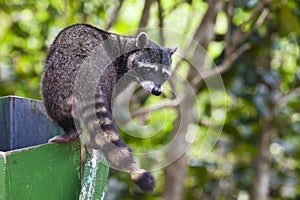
127, 32, 177, 96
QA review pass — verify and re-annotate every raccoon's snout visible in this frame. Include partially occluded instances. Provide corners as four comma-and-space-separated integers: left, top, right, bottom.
141, 81, 162, 96
151, 85, 162, 96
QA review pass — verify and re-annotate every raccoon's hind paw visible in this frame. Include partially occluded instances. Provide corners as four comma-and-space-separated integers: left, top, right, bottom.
130, 171, 155, 193
48, 130, 79, 144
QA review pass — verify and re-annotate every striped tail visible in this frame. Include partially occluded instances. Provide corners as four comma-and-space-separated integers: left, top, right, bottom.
77, 95, 155, 193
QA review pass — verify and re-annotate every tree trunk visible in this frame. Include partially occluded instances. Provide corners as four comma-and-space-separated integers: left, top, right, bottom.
163, 153, 187, 200
138, 0, 154, 29
253, 119, 275, 200
106, 0, 124, 30
162, 1, 224, 199
162, 89, 195, 200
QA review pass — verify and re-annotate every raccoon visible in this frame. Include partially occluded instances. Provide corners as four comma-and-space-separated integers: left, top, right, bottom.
41, 24, 176, 193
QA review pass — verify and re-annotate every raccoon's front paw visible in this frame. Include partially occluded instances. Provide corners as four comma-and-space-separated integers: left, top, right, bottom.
48, 130, 79, 144
130, 171, 156, 193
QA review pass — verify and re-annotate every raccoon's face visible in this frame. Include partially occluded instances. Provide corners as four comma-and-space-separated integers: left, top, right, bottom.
127, 47, 176, 96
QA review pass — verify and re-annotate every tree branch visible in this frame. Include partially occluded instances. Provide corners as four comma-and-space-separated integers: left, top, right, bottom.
190, 1, 270, 88
224, 0, 233, 57
248, 8, 270, 36
138, 0, 154, 30
106, 0, 124, 30
231, 0, 271, 49
276, 86, 300, 108
63, 0, 68, 26
131, 98, 179, 118
157, 0, 164, 45
173, 0, 223, 72
191, 43, 251, 86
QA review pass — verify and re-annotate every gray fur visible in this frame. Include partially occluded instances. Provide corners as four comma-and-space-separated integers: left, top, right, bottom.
136, 32, 149, 49
41, 24, 176, 192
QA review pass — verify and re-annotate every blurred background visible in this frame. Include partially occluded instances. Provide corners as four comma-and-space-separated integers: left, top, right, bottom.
0, 0, 299, 199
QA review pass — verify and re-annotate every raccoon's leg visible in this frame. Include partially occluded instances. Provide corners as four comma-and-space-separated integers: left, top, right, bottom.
48, 129, 79, 143
48, 117, 79, 143
47, 96, 80, 144
82, 99, 155, 193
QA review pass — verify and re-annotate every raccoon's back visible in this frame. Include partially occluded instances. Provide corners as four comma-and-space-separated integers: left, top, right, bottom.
41, 24, 109, 123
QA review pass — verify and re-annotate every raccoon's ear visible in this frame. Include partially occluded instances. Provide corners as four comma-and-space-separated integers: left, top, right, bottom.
136, 32, 149, 49
167, 47, 178, 55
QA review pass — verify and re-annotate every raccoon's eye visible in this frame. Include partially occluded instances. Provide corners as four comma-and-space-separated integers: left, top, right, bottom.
162, 72, 169, 80
144, 67, 153, 73
131, 59, 138, 67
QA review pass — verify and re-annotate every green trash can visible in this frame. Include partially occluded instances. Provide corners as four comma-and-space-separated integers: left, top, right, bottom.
0, 96, 81, 200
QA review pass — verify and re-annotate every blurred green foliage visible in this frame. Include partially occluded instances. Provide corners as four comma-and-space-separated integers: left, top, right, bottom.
0, 0, 300, 199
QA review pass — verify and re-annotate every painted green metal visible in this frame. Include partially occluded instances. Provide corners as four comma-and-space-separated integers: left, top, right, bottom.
0, 156, 5, 200
80, 149, 109, 200
0, 96, 109, 200
0, 96, 61, 151
0, 96, 81, 200
0, 142, 81, 200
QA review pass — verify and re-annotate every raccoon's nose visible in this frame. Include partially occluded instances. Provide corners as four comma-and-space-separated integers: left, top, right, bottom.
151, 85, 162, 96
